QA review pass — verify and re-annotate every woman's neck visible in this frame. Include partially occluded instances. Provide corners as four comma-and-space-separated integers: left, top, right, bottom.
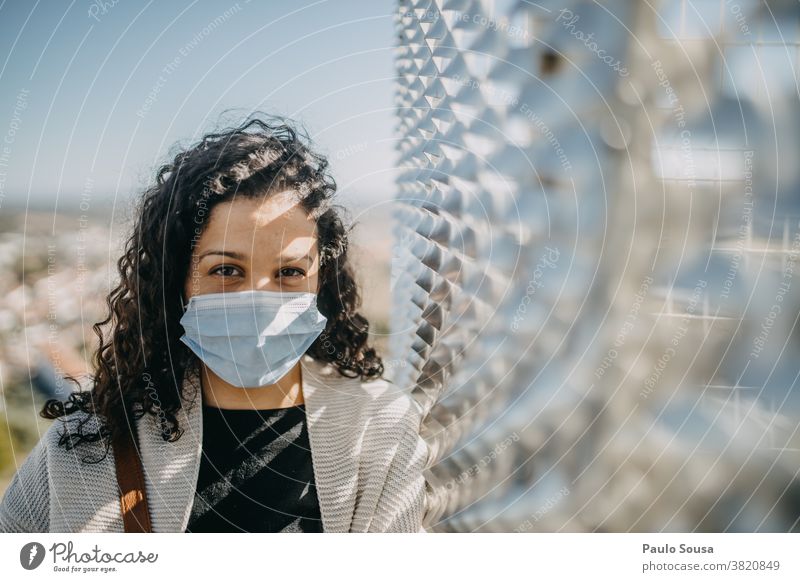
199, 362, 305, 410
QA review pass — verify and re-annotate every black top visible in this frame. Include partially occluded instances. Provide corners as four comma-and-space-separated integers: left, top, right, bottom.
185, 403, 323, 533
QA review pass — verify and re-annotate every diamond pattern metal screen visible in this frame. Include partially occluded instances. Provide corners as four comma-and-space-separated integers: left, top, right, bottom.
390, 0, 800, 532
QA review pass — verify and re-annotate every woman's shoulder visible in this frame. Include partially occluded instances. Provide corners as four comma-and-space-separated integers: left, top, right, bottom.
358, 374, 424, 429
304, 355, 424, 433
355, 374, 428, 473
304, 355, 420, 412
28, 410, 115, 481
0, 409, 103, 532
40, 409, 107, 451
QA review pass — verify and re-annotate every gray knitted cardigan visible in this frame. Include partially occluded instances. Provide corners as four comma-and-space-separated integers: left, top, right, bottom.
0, 355, 430, 533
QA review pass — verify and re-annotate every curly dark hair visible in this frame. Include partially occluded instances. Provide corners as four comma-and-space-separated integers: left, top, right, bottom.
40, 113, 384, 463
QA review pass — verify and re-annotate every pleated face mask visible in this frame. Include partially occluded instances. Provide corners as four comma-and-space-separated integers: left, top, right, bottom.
178, 289, 328, 388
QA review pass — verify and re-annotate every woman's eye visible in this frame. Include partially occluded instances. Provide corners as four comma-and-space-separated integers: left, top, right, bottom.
210, 264, 241, 278
279, 267, 305, 278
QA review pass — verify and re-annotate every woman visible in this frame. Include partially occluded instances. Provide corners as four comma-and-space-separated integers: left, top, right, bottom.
0, 115, 429, 533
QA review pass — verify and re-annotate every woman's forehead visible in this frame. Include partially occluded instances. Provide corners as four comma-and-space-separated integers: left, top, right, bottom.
196, 194, 318, 256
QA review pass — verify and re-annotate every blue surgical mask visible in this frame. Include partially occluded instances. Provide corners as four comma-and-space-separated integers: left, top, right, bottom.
178, 289, 328, 388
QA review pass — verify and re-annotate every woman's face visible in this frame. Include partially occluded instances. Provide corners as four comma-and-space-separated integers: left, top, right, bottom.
184, 191, 320, 301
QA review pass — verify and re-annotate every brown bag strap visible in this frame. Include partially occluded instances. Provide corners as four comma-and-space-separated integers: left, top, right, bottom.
113, 424, 153, 533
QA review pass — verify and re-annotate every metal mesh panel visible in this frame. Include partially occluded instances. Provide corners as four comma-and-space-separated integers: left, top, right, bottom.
390, 0, 800, 532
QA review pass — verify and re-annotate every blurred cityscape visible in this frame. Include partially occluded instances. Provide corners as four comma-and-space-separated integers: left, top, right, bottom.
0, 207, 113, 493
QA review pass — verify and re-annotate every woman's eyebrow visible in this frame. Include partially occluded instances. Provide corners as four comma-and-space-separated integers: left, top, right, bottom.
279, 253, 313, 264
197, 250, 312, 264
198, 250, 247, 261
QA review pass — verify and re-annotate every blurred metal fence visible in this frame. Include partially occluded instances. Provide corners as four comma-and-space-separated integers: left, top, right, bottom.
389, 0, 800, 532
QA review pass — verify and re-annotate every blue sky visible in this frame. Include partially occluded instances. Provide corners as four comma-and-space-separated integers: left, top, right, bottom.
0, 0, 399, 212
